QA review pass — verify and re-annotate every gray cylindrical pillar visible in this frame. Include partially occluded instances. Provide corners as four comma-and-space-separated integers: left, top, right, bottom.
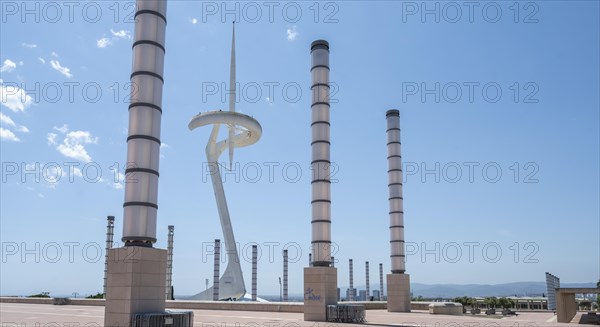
166, 225, 174, 300
122, 0, 168, 246
365, 261, 370, 300
283, 249, 288, 302
310, 40, 332, 267
213, 239, 220, 301
379, 263, 384, 300
252, 245, 257, 301
386, 110, 406, 274
103, 216, 115, 297
349, 259, 354, 301
309, 253, 312, 267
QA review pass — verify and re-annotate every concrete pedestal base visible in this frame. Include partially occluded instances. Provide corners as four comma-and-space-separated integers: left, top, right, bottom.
429, 302, 463, 315
304, 267, 337, 321
387, 273, 411, 312
556, 292, 576, 323
104, 247, 167, 327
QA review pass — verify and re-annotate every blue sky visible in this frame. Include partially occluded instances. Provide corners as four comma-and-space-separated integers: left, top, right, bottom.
0, 1, 598, 297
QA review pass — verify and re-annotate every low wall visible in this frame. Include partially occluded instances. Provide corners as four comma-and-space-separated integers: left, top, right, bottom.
0, 297, 428, 312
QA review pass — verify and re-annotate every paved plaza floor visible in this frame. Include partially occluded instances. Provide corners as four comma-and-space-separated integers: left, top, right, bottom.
0, 303, 573, 327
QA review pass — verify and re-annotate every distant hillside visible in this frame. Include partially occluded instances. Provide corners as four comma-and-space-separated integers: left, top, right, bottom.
335, 282, 596, 299
410, 282, 596, 298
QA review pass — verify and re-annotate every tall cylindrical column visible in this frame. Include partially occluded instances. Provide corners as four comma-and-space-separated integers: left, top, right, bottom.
121, 0, 168, 246
310, 40, 331, 267
213, 239, 220, 301
349, 259, 354, 301
252, 245, 257, 301
386, 110, 405, 274
283, 249, 289, 302
379, 263, 384, 299
103, 216, 115, 297
365, 261, 370, 300
166, 225, 174, 299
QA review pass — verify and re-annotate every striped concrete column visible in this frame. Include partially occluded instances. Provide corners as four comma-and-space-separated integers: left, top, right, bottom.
365, 261, 370, 300
103, 216, 115, 297
310, 40, 332, 267
349, 259, 354, 301
283, 249, 288, 302
213, 239, 220, 301
252, 245, 257, 301
122, 0, 167, 246
379, 263, 384, 299
386, 110, 405, 274
166, 225, 174, 300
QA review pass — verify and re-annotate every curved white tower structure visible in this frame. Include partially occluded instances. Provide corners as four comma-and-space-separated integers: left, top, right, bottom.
386, 109, 411, 312
189, 24, 261, 301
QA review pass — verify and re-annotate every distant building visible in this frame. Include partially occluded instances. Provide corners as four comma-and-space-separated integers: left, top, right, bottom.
337, 288, 341, 301
358, 290, 367, 301
346, 288, 356, 301
373, 290, 381, 301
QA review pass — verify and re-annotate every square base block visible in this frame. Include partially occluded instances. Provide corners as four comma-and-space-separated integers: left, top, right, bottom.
104, 246, 167, 327
304, 266, 338, 321
387, 273, 411, 312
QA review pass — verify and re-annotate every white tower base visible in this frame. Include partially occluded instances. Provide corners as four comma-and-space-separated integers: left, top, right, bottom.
104, 247, 167, 326
387, 273, 411, 312
304, 267, 337, 321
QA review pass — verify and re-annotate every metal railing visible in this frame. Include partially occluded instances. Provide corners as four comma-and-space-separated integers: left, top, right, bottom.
132, 311, 193, 327
327, 304, 366, 323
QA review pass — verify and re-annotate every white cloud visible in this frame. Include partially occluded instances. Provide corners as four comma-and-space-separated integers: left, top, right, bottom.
38, 57, 45, 64
49, 125, 98, 162
0, 112, 28, 133
191, 18, 198, 24
0, 112, 16, 127
109, 171, 125, 189
0, 83, 34, 112
98, 29, 132, 48
160, 142, 169, 158
51, 51, 59, 58
0, 127, 20, 142
110, 29, 131, 39
50, 60, 73, 78
16, 125, 29, 133
97, 38, 113, 48
47, 132, 57, 145
54, 124, 69, 133
0, 59, 17, 73
287, 26, 298, 41
21, 43, 37, 48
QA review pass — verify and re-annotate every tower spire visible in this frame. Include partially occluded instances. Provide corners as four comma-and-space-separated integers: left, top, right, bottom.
228, 21, 236, 169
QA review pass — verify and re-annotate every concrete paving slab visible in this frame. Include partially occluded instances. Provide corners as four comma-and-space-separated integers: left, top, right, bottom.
0, 303, 573, 327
